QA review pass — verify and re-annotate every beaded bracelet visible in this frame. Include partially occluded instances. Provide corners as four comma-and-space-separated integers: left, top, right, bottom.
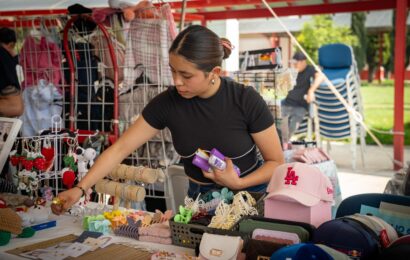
74, 185, 86, 197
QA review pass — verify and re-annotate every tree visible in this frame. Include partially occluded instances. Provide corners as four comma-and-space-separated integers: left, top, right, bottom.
296, 15, 358, 63
366, 34, 379, 82
351, 13, 367, 72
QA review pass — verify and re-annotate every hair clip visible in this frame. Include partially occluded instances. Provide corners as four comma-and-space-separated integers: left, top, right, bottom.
142, 214, 152, 227
220, 39, 234, 51
160, 209, 173, 223
174, 206, 193, 224
184, 194, 204, 215
212, 188, 234, 203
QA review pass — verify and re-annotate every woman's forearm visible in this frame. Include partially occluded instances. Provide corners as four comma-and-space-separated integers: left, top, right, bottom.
76, 143, 127, 190
76, 116, 159, 190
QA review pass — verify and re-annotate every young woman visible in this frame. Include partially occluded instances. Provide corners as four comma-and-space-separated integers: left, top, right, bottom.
51, 25, 284, 215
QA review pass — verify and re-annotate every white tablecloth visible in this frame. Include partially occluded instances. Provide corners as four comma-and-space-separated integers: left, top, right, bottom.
0, 214, 194, 259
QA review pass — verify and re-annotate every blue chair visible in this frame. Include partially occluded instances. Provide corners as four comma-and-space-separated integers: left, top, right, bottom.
336, 193, 410, 218
315, 44, 365, 169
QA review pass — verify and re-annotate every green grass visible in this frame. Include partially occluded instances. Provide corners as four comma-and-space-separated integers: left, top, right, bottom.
361, 81, 410, 145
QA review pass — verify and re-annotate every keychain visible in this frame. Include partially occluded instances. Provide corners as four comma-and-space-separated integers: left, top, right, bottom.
41, 137, 55, 171
61, 139, 77, 189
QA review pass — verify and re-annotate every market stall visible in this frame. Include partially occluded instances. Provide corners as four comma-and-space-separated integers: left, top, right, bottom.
0, 1, 409, 260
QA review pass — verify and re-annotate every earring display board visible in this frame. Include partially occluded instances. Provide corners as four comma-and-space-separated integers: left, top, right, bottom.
0, 117, 22, 172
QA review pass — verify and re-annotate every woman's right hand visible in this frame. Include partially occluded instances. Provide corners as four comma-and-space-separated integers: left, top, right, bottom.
50, 187, 83, 215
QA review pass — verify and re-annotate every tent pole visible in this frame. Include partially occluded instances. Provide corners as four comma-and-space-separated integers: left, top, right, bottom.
393, 0, 407, 170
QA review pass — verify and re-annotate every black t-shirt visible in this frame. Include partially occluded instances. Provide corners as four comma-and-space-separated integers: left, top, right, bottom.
284, 65, 316, 109
142, 77, 274, 183
0, 46, 20, 95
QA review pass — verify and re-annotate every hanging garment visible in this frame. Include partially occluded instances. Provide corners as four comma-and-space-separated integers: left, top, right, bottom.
20, 79, 63, 137
119, 84, 177, 167
90, 78, 115, 132
19, 36, 63, 89
160, 3, 178, 40
62, 42, 99, 130
123, 18, 174, 93
90, 33, 125, 83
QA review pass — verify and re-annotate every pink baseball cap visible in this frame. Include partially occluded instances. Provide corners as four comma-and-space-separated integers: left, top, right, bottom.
265, 162, 334, 206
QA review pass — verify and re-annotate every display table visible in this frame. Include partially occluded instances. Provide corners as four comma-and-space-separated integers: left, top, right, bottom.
0, 214, 194, 259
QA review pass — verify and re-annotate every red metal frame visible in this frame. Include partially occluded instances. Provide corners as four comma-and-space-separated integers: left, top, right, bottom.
197, 0, 406, 20
0, 19, 59, 27
393, 0, 407, 170
62, 15, 119, 142
167, 0, 298, 9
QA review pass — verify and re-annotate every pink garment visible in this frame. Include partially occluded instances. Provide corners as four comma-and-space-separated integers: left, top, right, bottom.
160, 3, 177, 40
138, 223, 171, 238
92, 7, 118, 25
19, 36, 62, 89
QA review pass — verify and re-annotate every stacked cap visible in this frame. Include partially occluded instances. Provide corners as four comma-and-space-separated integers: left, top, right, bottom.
377, 235, 410, 260
346, 214, 398, 247
266, 162, 334, 207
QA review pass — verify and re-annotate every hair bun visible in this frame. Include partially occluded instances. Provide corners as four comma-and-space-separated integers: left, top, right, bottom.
220, 38, 232, 59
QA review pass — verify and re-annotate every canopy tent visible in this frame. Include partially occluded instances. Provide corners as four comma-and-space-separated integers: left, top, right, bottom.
0, 0, 407, 169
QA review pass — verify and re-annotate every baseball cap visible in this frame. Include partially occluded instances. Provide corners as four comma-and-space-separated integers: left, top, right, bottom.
313, 218, 380, 259
266, 162, 334, 207
345, 214, 398, 247
292, 51, 307, 61
316, 244, 353, 260
270, 243, 333, 260
376, 235, 410, 260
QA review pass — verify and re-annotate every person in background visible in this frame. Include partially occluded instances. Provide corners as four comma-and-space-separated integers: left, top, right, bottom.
0, 27, 24, 191
52, 25, 284, 215
0, 27, 24, 117
280, 51, 324, 141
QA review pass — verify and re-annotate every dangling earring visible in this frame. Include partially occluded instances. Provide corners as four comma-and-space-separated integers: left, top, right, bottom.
211, 79, 215, 85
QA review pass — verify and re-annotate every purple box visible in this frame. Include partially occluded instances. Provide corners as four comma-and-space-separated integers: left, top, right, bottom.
192, 155, 212, 172
210, 148, 241, 176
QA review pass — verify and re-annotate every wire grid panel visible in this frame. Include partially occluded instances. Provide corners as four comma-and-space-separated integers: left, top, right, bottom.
62, 15, 121, 133
13, 17, 65, 137
12, 118, 79, 197
11, 6, 180, 209
234, 71, 282, 120
118, 5, 179, 208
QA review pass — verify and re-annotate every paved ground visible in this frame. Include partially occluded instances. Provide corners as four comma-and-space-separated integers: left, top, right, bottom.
326, 142, 410, 199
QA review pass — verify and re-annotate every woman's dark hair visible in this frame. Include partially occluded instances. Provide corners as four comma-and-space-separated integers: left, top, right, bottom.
169, 25, 232, 73
0, 27, 17, 44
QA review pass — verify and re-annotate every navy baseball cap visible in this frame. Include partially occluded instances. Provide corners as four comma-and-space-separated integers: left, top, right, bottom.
313, 218, 380, 259
292, 52, 307, 61
270, 243, 333, 260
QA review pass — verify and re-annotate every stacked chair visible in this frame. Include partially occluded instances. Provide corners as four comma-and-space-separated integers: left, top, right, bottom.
295, 43, 365, 170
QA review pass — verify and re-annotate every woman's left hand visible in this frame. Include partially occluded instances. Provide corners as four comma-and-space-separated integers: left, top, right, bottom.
202, 159, 243, 190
